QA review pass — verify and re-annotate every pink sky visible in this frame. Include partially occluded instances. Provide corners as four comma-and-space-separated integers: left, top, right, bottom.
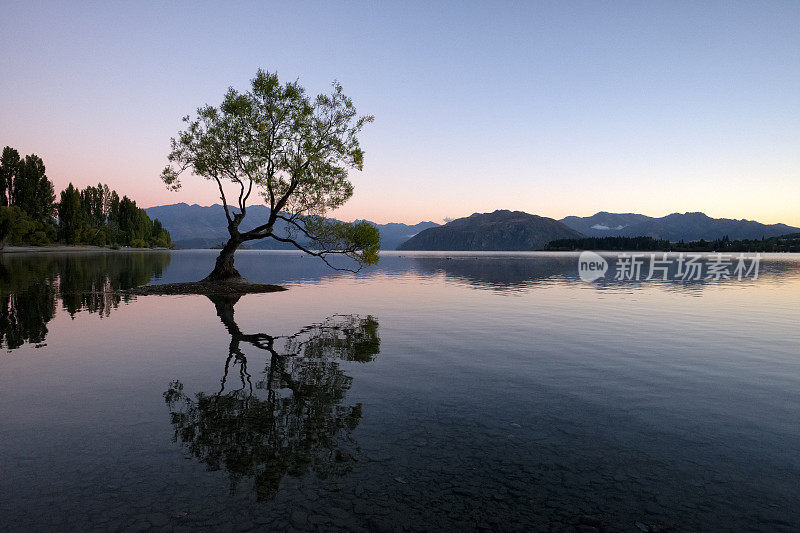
2, 2, 798, 226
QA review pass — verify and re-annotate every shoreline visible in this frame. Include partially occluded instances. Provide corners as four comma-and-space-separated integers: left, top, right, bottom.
0, 245, 173, 254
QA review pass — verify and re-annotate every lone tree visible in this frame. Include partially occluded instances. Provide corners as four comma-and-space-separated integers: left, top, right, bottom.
161, 69, 379, 282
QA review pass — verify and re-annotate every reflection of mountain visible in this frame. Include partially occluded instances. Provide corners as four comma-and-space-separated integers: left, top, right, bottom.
164, 295, 380, 500
410, 254, 800, 291
0, 252, 171, 350
411, 255, 577, 289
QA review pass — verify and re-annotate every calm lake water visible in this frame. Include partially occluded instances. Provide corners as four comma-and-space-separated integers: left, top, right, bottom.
1, 250, 799, 532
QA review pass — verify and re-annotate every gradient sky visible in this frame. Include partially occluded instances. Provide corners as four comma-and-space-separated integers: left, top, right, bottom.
1, 1, 798, 225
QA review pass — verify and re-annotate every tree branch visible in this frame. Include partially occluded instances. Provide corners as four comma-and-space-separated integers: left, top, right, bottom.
268, 234, 364, 273
275, 214, 319, 242
214, 173, 233, 224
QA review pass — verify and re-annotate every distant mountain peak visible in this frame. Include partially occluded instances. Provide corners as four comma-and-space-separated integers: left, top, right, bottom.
561, 211, 799, 241
398, 210, 583, 251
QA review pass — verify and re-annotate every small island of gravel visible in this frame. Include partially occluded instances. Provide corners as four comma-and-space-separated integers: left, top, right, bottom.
130, 279, 286, 296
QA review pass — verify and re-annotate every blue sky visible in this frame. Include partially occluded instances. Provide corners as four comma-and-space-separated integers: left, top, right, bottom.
1, 1, 798, 224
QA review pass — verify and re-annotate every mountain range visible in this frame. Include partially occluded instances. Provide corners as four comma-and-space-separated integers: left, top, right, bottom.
559, 211, 799, 241
397, 210, 582, 251
145, 203, 800, 250
145, 203, 438, 250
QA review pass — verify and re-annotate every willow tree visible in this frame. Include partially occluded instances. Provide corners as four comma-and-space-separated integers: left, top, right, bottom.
161, 69, 379, 282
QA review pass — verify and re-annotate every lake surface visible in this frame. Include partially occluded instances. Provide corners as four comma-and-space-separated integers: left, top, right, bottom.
1, 250, 799, 532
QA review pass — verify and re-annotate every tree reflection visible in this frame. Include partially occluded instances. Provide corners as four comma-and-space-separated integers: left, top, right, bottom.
57, 253, 171, 316
0, 252, 171, 350
164, 295, 380, 500
0, 280, 56, 350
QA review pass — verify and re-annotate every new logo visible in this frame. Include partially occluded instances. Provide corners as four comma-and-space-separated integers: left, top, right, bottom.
578, 251, 608, 282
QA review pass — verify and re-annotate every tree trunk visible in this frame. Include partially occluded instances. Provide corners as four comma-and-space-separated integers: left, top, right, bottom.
205, 236, 244, 282
206, 294, 242, 331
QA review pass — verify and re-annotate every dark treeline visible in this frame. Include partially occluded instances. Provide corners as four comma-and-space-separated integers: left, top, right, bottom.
0, 145, 171, 248
545, 235, 800, 253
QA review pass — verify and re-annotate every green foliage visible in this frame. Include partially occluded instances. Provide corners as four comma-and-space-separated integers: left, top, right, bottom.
0, 147, 21, 207
545, 236, 673, 251
2, 146, 170, 248
116, 196, 146, 244
0, 147, 57, 246
161, 69, 378, 274
27, 226, 56, 246
9, 153, 55, 223
150, 218, 172, 248
0, 206, 28, 247
56, 181, 171, 247
0, 205, 55, 247
299, 217, 380, 268
57, 184, 85, 244
80, 183, 112, 228
27, 155, 55, 221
